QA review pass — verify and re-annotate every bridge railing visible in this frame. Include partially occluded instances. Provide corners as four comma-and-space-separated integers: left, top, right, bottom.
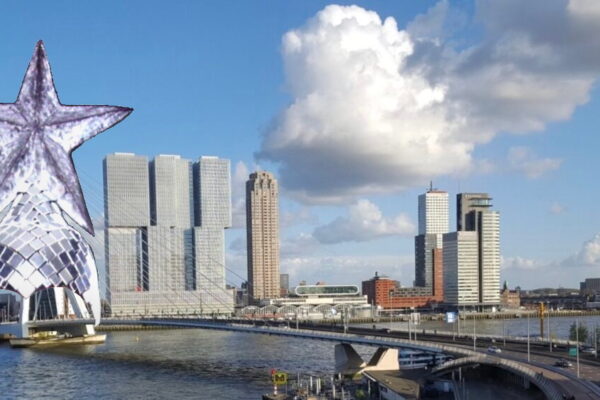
431, 355, 564, 400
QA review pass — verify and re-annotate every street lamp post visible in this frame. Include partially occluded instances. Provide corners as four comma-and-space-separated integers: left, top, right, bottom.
527, 312, 531, 362
502, 316, 506, 347
473, 317, 476, 352
576, 319, 580, 378
595, 322, 598, 359
547, 302, 552, 352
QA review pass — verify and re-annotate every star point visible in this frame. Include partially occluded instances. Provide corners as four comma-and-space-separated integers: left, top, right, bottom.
0, 41, 133, 234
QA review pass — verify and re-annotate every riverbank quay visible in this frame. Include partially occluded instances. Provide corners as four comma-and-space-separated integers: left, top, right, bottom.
97, 324, 178, 332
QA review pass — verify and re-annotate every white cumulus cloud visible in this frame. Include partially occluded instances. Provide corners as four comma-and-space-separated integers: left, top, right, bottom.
258, 1, 600, 203
282, 254, 413, 287
313, 199, 414, 244
573, 233, 600, 266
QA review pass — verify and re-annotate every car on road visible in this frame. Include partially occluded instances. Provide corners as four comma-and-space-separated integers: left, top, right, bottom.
554, 358, 573, 368
487, 346, 501, 354
580, 346, 597, 355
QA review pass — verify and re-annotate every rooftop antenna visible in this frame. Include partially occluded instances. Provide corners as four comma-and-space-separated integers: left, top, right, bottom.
429, 180, 433, 192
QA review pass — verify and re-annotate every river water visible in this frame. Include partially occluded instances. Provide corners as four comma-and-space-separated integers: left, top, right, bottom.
0, 329, 367, 400
0, 316, 598, 399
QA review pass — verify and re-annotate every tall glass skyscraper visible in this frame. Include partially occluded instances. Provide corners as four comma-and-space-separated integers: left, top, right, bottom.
194, 156, 231, 300
104, 153, 233, 315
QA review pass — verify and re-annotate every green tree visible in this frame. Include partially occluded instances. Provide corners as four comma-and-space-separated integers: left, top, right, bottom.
569, 322, 589, 343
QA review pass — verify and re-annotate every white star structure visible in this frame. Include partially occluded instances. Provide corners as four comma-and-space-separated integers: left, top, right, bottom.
0, 41, 132, 234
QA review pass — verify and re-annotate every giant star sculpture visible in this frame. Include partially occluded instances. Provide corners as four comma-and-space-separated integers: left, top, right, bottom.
0, 41, 132, 234
0, 41, 132, 324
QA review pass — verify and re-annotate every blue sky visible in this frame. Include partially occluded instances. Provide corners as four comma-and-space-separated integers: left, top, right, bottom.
1, 1, 599, 290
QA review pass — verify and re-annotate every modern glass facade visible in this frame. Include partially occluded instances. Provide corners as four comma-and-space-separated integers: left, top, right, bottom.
194, 156, 231, 228
104, 153, 233, 315
294, 285, 359, 297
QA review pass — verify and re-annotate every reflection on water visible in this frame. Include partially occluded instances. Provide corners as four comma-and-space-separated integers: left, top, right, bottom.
0, 329, 374, 400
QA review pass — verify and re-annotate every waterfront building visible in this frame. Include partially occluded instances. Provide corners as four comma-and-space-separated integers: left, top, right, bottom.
415, 234, 443, 289
104, 153, 234, 315
260, 284, 369, 312
443, 192, 500, 309
194, 156, 231, 300
418, 187, 449, 235
443, 231, 480, 306
480, 210, 501, 304
362, 265, 443, 310
104, 153, 150, 309
415, 187, 447, 288
580, 278, 600, 295
500, 283, 521, 309
280, 273, 290, 297
246, 171, 280, 301
456, 192, 492, 232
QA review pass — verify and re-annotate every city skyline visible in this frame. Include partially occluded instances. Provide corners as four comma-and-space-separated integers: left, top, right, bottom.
1, 1, 600, 290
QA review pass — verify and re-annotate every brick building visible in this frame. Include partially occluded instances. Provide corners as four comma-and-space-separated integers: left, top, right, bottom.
362, 249, 443, 309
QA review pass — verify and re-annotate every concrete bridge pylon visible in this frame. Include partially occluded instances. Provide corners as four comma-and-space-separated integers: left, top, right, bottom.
334, 343, 399, 376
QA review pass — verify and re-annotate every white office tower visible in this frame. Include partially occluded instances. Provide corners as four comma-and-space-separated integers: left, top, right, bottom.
193, 157, 233, 313
150, 155, 194, 228
194, 156, 231, 228
104, 153, 151, 227
104, 154, 150, 313
415, 188, 448, 288
480, 211, 500, 304
418, 189, 449, 235
442, 231, 479, 306
150, 155, 195, 292
443, 192, 501, 309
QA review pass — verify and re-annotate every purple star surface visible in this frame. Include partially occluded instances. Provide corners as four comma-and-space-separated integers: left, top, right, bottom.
0, 41, 132, 234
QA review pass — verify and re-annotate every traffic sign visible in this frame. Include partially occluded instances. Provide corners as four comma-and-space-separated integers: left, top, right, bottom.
569, 347, 577, 356
272, 372, 288, 385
